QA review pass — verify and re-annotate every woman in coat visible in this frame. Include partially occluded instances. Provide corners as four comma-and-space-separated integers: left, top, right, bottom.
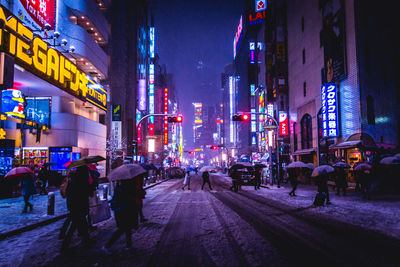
102, 178, 138, 253
182, 171, 191, 190
288, 168, 299, 196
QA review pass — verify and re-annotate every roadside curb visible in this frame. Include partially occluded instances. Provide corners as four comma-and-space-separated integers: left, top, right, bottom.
0, 178, 171, 240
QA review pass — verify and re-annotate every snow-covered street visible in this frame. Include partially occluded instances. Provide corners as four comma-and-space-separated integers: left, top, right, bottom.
0, 174, 399, 267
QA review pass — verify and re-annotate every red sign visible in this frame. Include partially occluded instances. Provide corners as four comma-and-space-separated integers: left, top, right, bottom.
164, 88, 168, 145
19, 0, 56, 30
279, 112, 288, 136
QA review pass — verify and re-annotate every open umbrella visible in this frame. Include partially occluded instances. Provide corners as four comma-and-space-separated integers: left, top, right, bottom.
199, 166, 215, 172
254, 163, 267, 169
311, 165, 335, 177
380, 156, 400, 165
305, 163, 316, 169
140, 163, 158, 171
333, 162, 351, 168
286, 161, 308, 169
394, 153, 400, 159
353, 163, 372, 171
5, 167, 34, 178
108, 164, 146, 181
68, 155, 106, 169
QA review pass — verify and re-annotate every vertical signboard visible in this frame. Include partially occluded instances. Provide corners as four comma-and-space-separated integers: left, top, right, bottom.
279, 111, 288, 136
233, 16, 243, 59
164, 88, 168, 145
138, 79, 146, 111
249, 42, 255, 64
111, 105, 122, 149
321, 84, 339, 137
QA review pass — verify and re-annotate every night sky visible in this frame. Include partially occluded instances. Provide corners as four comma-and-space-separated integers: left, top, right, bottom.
152, 0, 244, 148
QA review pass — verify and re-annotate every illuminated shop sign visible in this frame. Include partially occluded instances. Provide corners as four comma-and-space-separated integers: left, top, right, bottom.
164, 88, 168, 145
233, 16, 243, 59
14, 0, 56, 32
279, 111, 288, 136
193, 102, 202, 124
149, 27, 155, 59
321, 84, 339, 137
267, 103, 274, 117
86, 75, 107, 111
1, 89, 25, 119
0, 127, 6, 139
259, 92, 264, 130
249, 0, 266, 26
138, 79, 146, 111
229, 77, 234, 143
250, 84, 255, 96
0, 5, 107, 111
149, 64, 154, 124
249, 42, 255, 64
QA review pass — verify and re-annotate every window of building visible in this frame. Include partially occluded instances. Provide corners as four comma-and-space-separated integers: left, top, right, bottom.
303, 82, 307, 97
302, 49, 305, 64
293, 122, 298, 151
367, 95, 375, 125
301, 114, 313, 149
301, 16, 304, 32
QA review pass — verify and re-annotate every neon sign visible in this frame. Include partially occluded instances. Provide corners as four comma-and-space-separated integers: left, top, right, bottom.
321, 84, 339, 137
250, 42, 255, 64
279, 111, 288, 136
164, 88, 168, 145
138, 79, 146, 111
233, 16, 243, 59
255, 0, 267, 12
0, 5, 107, 110
15, 0, 56, 31
149, 27, 155, 59
249, 0, 267, 26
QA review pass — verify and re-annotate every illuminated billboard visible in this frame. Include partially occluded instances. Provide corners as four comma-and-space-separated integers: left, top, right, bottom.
279, 111, 288, 136
321, 84, 339, 137
233, 16, 243, 59
25, 97, 51, 127
14, 0, 56, 32
138, 79, 146, 111
164, 88, 168, 145
1, 89, 25, 119
193, 103, 202, 124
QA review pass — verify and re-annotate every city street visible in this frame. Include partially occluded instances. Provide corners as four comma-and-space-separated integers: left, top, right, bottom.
1, 175, 399, 267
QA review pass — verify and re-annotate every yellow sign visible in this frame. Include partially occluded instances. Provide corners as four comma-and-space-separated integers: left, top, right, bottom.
0, 128, 5, 139
0, 5, 107, 111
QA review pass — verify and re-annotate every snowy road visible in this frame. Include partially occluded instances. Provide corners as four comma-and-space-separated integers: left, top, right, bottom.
1, 175, 399, 267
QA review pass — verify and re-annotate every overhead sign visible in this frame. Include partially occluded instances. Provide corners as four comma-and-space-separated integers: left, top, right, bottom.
15, 0, 56, 32
138, 79, 146, 111
233, 16, 243, 59
321, 84, 339, 137
279, 111, 288, 136
0, 5, 107, 111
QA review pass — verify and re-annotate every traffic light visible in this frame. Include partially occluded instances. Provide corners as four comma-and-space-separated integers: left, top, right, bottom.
190, 151, 194, 155
210, 145, 217, 150
232, 114, 250, 121
167, 115, 183, 123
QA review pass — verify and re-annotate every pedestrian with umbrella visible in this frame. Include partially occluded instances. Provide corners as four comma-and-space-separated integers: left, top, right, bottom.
102, 164, 144, 254
5, 167, 35, 213
182, 170, 191, 190
353, 162, 372, 192
286, 162, 307, 196
333, 162, 350, 196
61, 165, 92, 251
312, 165, 335, 205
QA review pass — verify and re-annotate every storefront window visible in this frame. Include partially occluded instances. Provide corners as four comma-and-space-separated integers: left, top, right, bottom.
301, 114, 313, 149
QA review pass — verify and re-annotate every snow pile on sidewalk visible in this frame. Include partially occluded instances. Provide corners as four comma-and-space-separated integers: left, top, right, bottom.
220, 176, 400, 239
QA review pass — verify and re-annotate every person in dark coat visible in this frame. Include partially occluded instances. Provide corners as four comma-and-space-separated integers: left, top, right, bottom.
288, 168, 299, 196
136, 174, 147, 222
37, 165, 50, 195
201, 171, 212, 190
334, 168, 348, 196
21, 173, 36, 213
316, 173, 331, 205
102, 178, 138, 253
61, 166, 91, 251
254, 168, 262, 190
360, 170, 372, 200
230, 170, 241, 191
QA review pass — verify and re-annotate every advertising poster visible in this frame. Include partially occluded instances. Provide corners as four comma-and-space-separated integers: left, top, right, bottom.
14, 0, 56, 35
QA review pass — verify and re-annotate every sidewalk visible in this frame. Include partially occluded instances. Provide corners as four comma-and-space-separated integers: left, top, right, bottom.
0, 178, 170, 239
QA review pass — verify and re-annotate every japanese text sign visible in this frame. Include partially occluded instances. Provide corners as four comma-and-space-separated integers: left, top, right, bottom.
321, 84, 339, 137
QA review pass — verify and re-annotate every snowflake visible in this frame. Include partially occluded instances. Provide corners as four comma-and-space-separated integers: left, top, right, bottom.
40, 0, 47, 16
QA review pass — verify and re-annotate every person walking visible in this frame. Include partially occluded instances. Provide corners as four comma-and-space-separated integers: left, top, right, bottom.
254, 168, 261, 190
37, 165, 49, 195
201, 171, 212, 190
182, 171, 191, 190
102, 178, 138, 253
316, 173, 331, 205
360, 169, 372, 200
59, 170, 74, 239
195, 167, 198, 175
288, 168, 299, 196
21, 173, 36, 213
335, 168, 348, 196
136, 174, 147, 222
61, 166, 92, 251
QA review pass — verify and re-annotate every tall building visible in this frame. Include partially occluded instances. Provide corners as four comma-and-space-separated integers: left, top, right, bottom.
0, 0, 108, 176
287, 0, 399, 166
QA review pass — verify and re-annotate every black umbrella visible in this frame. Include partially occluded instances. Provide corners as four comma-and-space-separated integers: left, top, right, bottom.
254, 163, 267, 169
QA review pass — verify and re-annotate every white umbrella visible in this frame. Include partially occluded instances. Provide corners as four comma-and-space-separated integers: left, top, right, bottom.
107, 164, 146, 181
354, 163, 372, 171
333, 162, 351, 168
286, 161, 308, 169
394, 153, 400, 159
311, 165, 335, 177
306, 163, 316, 169
380, 156, 400, 165
199, 166, 215, 172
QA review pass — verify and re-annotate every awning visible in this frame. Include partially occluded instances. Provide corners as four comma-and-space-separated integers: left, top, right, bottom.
329, 140, 361, 149
292, 148, 317, 156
